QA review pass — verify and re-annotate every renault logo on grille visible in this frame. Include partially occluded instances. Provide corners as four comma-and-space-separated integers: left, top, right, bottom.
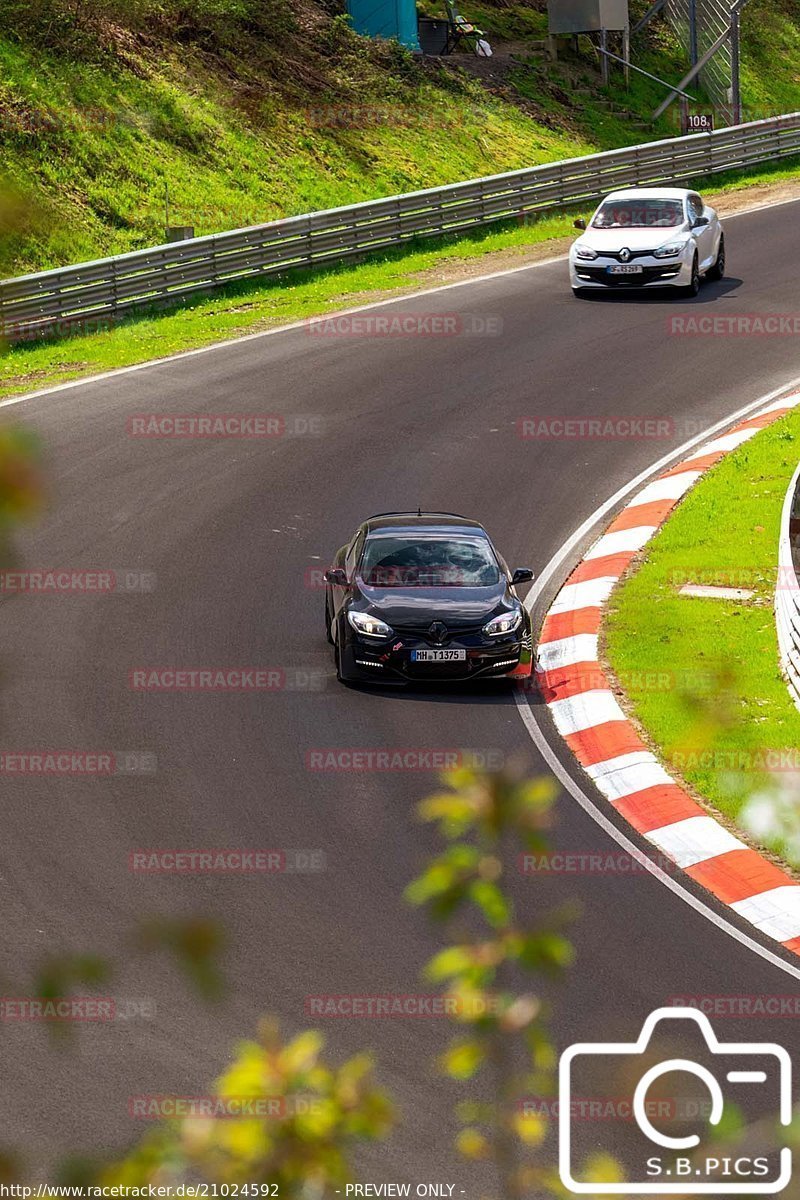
619, 247, 632, 263
428, 621, 448, 644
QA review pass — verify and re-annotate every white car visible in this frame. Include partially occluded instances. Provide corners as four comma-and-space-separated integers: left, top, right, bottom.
569, 187, 724, 297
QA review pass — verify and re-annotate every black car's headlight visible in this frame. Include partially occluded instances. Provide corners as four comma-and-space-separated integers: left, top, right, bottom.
483, 607, 523, 637
347, 609, 394, 639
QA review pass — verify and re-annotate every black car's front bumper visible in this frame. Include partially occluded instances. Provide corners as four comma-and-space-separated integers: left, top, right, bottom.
339, 623, 534, 683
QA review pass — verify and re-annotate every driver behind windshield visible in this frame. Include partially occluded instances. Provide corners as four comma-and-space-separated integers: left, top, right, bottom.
360, 536, 499, 587
592, 200, 684, 228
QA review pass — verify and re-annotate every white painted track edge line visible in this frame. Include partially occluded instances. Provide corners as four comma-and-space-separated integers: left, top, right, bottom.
2, 193, 800, 411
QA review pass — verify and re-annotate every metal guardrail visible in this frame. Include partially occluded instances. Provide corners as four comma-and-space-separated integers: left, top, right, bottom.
3, 111, 800, 341
775, 461, 800, 713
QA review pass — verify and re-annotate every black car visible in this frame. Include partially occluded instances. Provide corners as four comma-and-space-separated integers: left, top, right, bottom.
324, 513, 534, 686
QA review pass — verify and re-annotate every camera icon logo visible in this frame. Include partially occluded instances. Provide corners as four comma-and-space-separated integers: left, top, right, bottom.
559, 1007, 792, 1194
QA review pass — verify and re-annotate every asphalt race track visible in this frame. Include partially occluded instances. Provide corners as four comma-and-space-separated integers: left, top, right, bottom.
3, 196, 800, 1183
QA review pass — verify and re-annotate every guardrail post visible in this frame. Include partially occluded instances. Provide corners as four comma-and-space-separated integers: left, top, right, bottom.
110, 256, 118, 322
305, 215, 315, 268
209, 234, 218, 287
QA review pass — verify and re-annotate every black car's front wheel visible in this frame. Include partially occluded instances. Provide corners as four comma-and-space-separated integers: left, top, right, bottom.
334, 623, 359, 687
324, 590, 334, 644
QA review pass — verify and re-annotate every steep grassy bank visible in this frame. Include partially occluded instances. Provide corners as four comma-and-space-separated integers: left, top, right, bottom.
0, 0, 798, 277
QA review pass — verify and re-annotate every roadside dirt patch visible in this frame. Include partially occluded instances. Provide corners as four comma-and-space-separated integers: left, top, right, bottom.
710, 176, 800, 215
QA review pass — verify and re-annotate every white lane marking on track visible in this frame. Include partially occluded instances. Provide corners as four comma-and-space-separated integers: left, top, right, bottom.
731, 887, 800, 942
627, 471, 702, 506
548, 690, 626, 736
549, 577, 617, 613
645, 815, 746, 868
584, 526, 656, 559
584, 750, 656, 779
537, 633, 599, 670
685, 429, 760, 458
587, 757, 673, 801
516, 372, 800, 981
3, 195, 800, 411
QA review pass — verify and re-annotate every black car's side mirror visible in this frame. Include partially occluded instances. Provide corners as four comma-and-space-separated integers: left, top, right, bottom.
511, 567, 534, 585
693, 216, 709, 228
574, 218, 587, 230
324, 568, 348, 587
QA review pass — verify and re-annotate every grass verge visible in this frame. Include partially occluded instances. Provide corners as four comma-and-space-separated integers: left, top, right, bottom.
604, 405, 800, 865
3, 157, 800, 404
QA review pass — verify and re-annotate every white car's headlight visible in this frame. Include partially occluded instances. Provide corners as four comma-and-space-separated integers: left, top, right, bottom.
347, 609, 393, 638
483, 607, 522, 637
653, 241, 687, 259
574, 243, 597, 260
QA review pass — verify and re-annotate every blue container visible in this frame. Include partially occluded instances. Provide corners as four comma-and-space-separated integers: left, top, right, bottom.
346, 0, 421, 51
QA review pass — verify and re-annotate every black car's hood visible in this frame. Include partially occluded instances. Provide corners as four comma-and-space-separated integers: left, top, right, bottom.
355, 581, 509, 625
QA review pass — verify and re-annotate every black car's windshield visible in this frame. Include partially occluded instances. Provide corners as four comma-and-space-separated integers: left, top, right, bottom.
360, 534, 501, 587
591, 199, 684, 229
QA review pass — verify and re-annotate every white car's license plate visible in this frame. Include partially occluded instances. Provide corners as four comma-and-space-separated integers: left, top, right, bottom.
411, 649, 466, 662
608, 264, 643, 275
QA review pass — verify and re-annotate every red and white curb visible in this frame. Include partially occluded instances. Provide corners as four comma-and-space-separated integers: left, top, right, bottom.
536, 394, 800, 956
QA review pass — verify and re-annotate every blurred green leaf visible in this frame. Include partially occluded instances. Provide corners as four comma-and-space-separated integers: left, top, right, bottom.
440, 1038, 485, 1080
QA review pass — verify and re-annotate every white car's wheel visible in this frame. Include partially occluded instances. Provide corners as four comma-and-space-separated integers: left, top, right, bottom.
707, 235, 725, 282
683, 253, 701, 298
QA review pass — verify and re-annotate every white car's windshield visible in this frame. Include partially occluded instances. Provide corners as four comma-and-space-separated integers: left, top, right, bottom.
592, 199, 685, 229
